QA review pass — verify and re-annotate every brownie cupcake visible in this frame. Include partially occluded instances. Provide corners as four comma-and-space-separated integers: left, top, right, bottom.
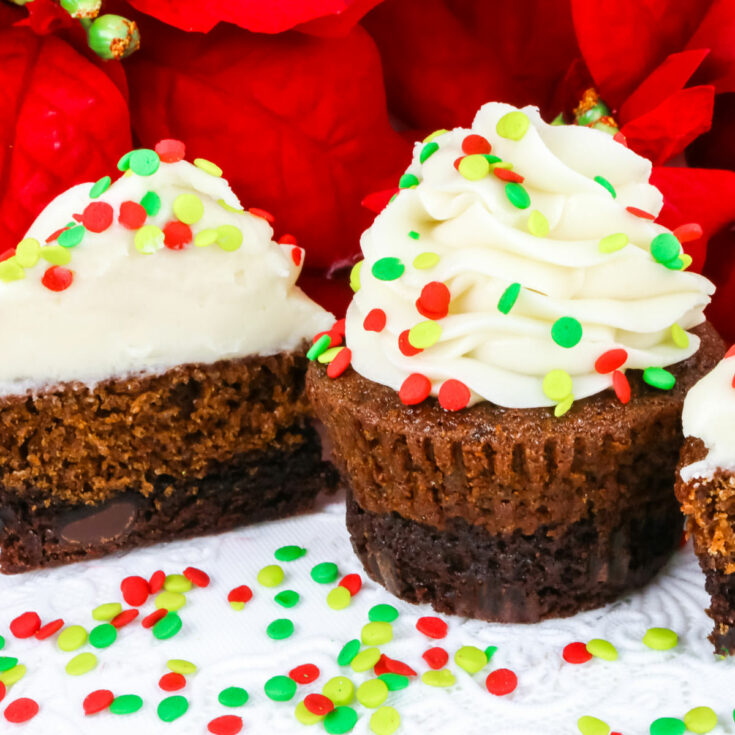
307, 102, 724, 622
676, 347, 735, 653
0, 141, 335, 573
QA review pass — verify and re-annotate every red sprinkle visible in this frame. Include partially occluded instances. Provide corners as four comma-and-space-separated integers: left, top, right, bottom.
227, 585, 253, 604
423, 647, 449, 670
612, 370, 631, 404
183, 567, 210, 588
159, 672, 187, 692
121, 576, 149, 607
726, 344, 735, 359
373, 654, 391, 677
141, 609, 167, 629
384, 656, 417, 677
625, 206, 656, 220
493, 167, 524, 183
332, 318, 346, 337
416, 616, 448, 640
327, 348, 351, 379
82, 201, 114, 233
278, 233, 298, 246
0, 249, 15, 262
304, 693, 334, 716
613, 131, 628, 146
438, 380, 470, 411
163, 220, 193, 249
72, 213, 84, 222
46, 226, 68, 242
416, 281, 450, 320
399, 373, 431, 406
4, 698, 39, 723
486, 668, 518, 696
313, 330, 343, 348
10, 612, 41, 639
461, 134, 492, 155
111, 609, 139, 629
338, 574, 362, 596
453, 156, 464, 171
673, 222, 703, 243
595, 348, 628, 374
0, 682, 5, 703
42, 266, 73, 292
289, 663, 320, 684
291, 247, 303, 266
398, 330, 423, 357
363, 308, 387, 332
563, 642, 592, 664
155, 139, 186, 163
118, 201, 148, 230
248, 207, 275, 223
208, 715, 243, 735
83, 689, 114, 715
35, 618, 64, 640
149, 570, 166, 594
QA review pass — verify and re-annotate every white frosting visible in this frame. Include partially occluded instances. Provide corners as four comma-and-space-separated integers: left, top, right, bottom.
681, 352, 735, 481
0, 158, 332, 394
346, 102, 715, 409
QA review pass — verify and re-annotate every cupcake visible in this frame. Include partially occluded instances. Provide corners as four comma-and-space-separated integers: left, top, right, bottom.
0, 141, 335, 573
676, 346, 735, 653
307, 102, 724, 622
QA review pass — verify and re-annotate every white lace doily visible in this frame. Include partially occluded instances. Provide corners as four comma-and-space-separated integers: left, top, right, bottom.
0, 492, 733, 735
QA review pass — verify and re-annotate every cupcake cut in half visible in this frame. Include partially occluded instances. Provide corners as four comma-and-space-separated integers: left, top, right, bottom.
307, 102, 724, 623
0, 141, 335, 573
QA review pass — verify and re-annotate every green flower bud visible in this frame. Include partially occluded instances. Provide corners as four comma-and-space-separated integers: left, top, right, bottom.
87, 14, 140, 61
60, 0, 101, 19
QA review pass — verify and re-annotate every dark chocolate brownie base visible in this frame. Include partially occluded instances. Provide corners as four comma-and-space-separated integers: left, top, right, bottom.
347, 491, 682, 623
0, 425, 337, 574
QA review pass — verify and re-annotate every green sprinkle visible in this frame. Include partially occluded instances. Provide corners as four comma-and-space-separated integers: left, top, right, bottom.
458, 154, 490, 181
117, 151, 133, 171
399, 173, 419, 189
680, 253, 693, 270
378, 673, 408, 691
89, 623, 117, 649
423, 129, 448, 143
408, 320, 442, 349
0, 657, 18, 672
420, 142, 439, 163
318, 346, 344, 365
408, 230, 420, 240
58, 625, 88, 652
361, 622, 392, 646
66, 652, 98, 676
498, 283, 521, 314
671, 323, 689, 348
371, 257, 405, 282
218, 198, 244, 214
134, 225, 164, 254
295, 700, 325, 725
543, 370, 573, 402
153, 611, 182, 640
311, 562, 339, 584
327, 586, 352, 610
527, 210, 549, 237
194, 158, 222, 177
0, 665, 25, 686
173, 193, 203, 224
338, 639, 361, 666
649, 717, 685, 735
164, 574, 192, 593
683, 706, 717, 733
496, 110, 530, 140
157, 695, 188, 722
350, 260, 363, 292
110, 694, 143, 715
413, 252, 439, 269
323, 676, 354, 706
216, 224, 243, 252
643, 367, 676, 391
274, 590, 300, 608
130, 149, 160, 176
485, 645, 497, 660
219, 686, 249, 708
14, 238, 39, 268
58, 225, 85, 248
368, 604, 399, 623
167, 659, 196, 675
155, 591, 187, 612
370, 706, 400, 735
0, 636, 5, 651
555, 394, 574, 417
90, 176, 111, 198
651, 233, 680, 264
551, 316, 583, 348
324, 706, 358, 734
92, 602, 122, 621
307, 334, 331, 361
642, 627, 678, 651
275, 545, 306, 562
264, 674, 297, 702
40, 245, 71, 265
577, 715, 610, 735
505, 182, 531, 209
266, 618, 294, 640
594, 175, 616, 198
258, 564, 285, 588
663, 256, 684, 270
586, 638, 617, 661
598, 232, 629, 253
351, 647, 381, 672
421, 669, 456, 687
357, 679, 388, 708
140, 191, 161, 216
484, 154, 502, 164
0, 258, 24, 282
454, 645, 487, 674
195, 229, 217, 247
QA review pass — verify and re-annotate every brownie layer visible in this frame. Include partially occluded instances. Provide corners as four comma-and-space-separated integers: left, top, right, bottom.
0, 425, 336, 573
347, 492, 682, 623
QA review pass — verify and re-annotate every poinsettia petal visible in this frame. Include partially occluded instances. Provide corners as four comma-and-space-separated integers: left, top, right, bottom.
688, 0, 735, 93
20, 0, 75, 35
620, 85, 714, 165
0, 29, 131, 250
571, 0, 711, 108
295, 0, 385, 37
687, 93, 735, 171
0, 2, 23, 27
701, 226, 735, 342
126, 20, 409, 273
620, 48, 710, 122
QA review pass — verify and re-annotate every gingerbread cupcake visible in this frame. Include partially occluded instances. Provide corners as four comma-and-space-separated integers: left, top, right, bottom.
307, 102, 723, 622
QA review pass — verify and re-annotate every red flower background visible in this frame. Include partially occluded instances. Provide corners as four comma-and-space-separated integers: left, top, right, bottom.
0, 0, 733, 338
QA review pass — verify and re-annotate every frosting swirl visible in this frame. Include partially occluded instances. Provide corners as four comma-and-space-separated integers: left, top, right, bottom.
345, 102, 715, 411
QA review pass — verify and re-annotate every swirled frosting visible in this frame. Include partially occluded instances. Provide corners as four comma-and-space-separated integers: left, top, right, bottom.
345, 102, 715, 411
681, 349, 735, 481
0, 143, 332, 394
